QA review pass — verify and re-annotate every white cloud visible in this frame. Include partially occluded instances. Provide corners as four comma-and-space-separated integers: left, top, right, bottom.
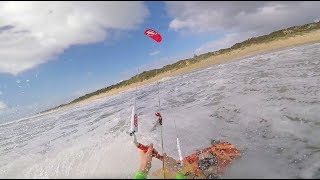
166, 2, 320, 34
0, 101, 8, 111
85, 71, 93, 80
0, 2, 149, 75
119, 51, 194, 81
72, 84, 107, 98
149, 50, 160, 56
166, 2, 320, 53
73, 89, 91, 98
195, 33, 252, 55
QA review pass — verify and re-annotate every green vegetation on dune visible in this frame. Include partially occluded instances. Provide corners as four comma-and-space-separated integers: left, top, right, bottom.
40, 21, 320, 114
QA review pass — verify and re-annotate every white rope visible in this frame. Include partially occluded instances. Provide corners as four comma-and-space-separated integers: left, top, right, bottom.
156, 81, 166, 179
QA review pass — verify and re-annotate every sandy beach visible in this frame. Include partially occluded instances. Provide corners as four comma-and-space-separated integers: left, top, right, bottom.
46, 29, 320, 113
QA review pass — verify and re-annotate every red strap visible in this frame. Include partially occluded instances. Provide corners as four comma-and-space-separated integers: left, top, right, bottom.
137, 143, 163, 161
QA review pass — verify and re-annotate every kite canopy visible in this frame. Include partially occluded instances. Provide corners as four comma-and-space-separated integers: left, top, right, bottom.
144, 29, 162, 43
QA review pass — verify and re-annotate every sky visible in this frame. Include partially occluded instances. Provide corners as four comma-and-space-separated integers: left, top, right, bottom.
0, 1, 320, 122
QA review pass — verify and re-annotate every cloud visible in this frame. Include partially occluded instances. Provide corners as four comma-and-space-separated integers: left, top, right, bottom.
149, 50, 160, 56
73, 88, 94, 98
0, 91, 2, 95
166, 2, 320, 34
166, 2, 320, 53
195, 33, 252, 55
119, 51, 194, 81
0, 101, 8, 111
0, 2, 149, 75
72, 84, 107, 98
85, 71, 93, 80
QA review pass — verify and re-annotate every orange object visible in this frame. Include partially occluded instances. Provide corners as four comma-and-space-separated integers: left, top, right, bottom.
153, 140, 241, 179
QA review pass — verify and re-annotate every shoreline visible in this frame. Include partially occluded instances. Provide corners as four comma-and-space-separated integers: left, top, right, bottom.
42, 29, 320, 114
